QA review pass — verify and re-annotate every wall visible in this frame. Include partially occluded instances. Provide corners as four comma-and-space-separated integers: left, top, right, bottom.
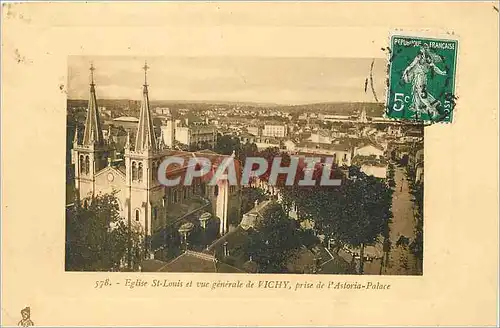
263, 125, 286, 138
175, 127, 190, 145
354, 145, 384, 158
360, 165, 387, 178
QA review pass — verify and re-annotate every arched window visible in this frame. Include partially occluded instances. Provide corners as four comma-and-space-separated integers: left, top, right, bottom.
135, 209, 140, 222
152, 161, 157, 181
333, 153, 337, 164
132, 162, 138, 181
83, 200, 88, 208
85, 156, 90, 174
79, 155, 84, 174
214, 185, 219, 197
138, 163, 143, 181
152, 207, 157, 221
183, 188, 187, 200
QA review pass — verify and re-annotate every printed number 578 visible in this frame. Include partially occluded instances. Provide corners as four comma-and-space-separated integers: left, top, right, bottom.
393, 93, 410, 111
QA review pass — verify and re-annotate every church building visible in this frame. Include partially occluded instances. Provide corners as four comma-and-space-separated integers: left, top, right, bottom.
71, 63, 241, 260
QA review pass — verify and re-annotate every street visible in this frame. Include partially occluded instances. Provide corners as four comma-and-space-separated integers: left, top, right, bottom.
384, 166, 418, 275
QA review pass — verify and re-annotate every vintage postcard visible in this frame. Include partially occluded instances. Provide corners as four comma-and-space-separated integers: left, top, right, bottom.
2, 2, 499, 327
66, 56, 422, 277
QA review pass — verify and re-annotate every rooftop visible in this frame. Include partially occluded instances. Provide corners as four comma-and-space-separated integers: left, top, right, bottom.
142, 251, 246, 273
114, 116, 139, 122
296, 141, 352, 152
352, 155, 388, 167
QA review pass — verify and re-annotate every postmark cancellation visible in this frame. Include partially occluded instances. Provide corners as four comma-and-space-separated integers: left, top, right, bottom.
385, 34, 458, 123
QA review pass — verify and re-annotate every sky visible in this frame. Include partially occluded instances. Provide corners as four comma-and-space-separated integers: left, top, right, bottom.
68, 56, 386, 105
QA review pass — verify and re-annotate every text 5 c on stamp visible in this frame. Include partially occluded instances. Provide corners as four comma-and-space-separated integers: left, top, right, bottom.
386, 35, 458, 123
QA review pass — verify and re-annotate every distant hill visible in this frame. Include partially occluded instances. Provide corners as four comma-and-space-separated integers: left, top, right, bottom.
281, 102, 385, 117
67, 99, 385, 117
68, 98, 141, 110
150, 100, 282, 107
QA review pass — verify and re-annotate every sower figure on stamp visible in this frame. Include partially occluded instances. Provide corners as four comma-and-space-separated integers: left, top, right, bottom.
402, 44, 447, 118
18, 307, 34, 327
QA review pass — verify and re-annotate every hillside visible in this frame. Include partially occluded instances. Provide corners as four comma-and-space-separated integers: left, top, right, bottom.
67, 99, 385, 117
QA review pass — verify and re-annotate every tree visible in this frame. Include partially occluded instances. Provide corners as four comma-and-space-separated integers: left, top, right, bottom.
240, 141, 258, 163
189, 141, 212, 152
65, 192, 144, 271
332, 167, 393, 274
244, 204, 302, 273
387, 163, 396, 188
284, 166, 393, 274
240, 187, 266, 214
298, 228, 320, 250
409, 181, 424, 273
214, 135, 241, 156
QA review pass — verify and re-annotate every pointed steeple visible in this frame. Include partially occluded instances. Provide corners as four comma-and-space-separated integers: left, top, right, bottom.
125, 130, 131, 150
82, 63, 104, 146
135, 61, 157, 152
73, 125, 79, 146
158, 129, 165, 150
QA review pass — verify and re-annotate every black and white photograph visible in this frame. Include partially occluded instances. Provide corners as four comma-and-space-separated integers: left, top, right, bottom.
66, 56, 424, 275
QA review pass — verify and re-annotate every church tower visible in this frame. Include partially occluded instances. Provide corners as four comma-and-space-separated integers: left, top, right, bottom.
124, 62, 164, 257
134, 62, 157, 153
73, 63, 109, 198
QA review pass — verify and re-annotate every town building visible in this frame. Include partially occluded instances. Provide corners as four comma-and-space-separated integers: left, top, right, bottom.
246, 125, 260, 136
154, 107, 171, 116
254, 137, 281, 151
161, 117, 217, 149
111, 116, 140, 132
408, 145, 424, 183
354, 144, 385, 159
295, 142, 353, 166
307, 130, 332, 144
262, 123, 288, 138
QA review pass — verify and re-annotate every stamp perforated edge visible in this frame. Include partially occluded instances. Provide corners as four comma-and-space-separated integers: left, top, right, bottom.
383, 28, 460, 126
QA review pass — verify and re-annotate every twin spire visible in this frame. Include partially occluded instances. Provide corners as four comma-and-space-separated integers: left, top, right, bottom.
82, 63, 104, 147
135, 61, 158, 152
81, 61, 158, 152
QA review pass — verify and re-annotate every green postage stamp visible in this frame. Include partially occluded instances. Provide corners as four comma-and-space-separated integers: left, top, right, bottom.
385, 35, 458, 123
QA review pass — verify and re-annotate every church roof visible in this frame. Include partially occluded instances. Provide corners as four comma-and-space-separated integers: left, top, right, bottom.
94, 165, 126, 180
159, 150, 241, 184
116, 164, 126, 176
144, 251, 246, 273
